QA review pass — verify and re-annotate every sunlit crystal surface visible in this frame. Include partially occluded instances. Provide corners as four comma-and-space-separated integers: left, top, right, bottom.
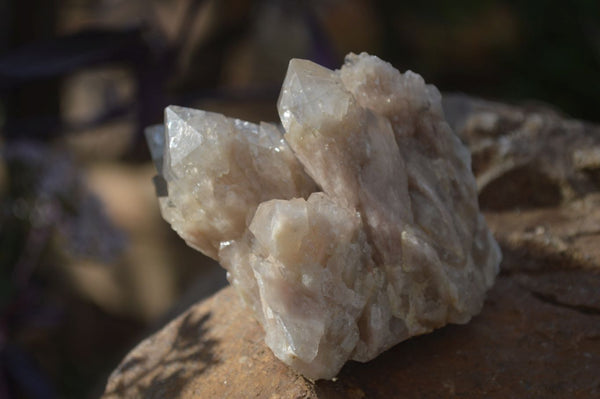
150, 53, 501, 380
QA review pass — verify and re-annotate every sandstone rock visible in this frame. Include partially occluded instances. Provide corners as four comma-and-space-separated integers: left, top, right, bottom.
104, 91, 600, 398
149, 53, 501, 379
102, 225, 600, 398
443, 94, 600, 210
485, 193, 600, 273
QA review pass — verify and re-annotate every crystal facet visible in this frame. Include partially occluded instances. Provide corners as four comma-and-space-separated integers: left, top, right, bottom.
150, 53, 501, 380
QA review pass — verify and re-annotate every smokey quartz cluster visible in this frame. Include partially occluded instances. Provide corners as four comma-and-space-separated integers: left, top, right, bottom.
146, 53, 501, 380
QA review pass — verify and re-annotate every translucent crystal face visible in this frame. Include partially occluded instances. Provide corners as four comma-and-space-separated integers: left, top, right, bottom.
153, 106, 315, 259
150, 52, 501, 380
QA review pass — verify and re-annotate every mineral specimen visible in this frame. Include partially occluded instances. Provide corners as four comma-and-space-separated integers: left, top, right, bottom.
147, 52, 502, 380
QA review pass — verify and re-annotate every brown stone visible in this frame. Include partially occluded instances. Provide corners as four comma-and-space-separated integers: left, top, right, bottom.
485, 193, 600, 273
443, 94, 600, 210
102, 286, 313, 399
102, 215, 600, 398
104, 95, 600, 398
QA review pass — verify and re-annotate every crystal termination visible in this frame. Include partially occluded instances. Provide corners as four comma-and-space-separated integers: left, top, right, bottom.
147, 53, 501, 380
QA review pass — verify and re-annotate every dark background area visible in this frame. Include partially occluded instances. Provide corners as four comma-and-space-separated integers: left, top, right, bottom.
0, 0, 598, 398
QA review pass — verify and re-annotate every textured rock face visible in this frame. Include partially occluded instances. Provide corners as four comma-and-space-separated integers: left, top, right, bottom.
149, 53, 501, 379
442, 94, 600, 210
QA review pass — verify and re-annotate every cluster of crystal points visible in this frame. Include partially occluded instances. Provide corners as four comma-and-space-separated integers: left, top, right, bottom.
147, 53, 501, 380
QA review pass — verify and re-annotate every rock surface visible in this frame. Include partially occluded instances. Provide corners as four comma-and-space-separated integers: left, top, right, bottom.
149, 53, 501, 379
105, 93, 600, 398
102, 203, 600, 398
443, 94, 600, 210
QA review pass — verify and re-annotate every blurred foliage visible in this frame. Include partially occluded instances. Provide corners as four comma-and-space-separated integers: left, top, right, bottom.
0, 142, 126, 397
378, 0, 600, 122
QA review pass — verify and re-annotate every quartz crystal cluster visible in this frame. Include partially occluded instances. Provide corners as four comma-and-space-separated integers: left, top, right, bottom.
146, 53, 502, 380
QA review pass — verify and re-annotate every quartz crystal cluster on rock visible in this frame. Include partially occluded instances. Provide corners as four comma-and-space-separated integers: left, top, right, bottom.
147, 53, 502, 380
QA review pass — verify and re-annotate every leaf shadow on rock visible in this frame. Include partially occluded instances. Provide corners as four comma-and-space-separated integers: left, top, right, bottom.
103, 311, 220, 398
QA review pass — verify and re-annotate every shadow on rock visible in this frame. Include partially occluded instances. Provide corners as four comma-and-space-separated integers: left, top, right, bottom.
103, 311, 219, 398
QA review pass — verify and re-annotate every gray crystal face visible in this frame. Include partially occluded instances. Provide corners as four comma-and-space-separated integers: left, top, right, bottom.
151, 53, 501, 380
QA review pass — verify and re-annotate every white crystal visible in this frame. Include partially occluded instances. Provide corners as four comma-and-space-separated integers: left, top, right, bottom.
151, 53, 501, 380
158, 106, 315, 259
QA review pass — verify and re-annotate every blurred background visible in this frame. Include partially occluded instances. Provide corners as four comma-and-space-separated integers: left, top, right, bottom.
0, 0, 598, 397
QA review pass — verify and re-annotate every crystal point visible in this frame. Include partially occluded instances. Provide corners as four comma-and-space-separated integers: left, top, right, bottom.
150, 52, 501, 380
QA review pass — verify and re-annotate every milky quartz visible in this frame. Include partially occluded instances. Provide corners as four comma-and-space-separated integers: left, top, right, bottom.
148, 53, 501, 380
